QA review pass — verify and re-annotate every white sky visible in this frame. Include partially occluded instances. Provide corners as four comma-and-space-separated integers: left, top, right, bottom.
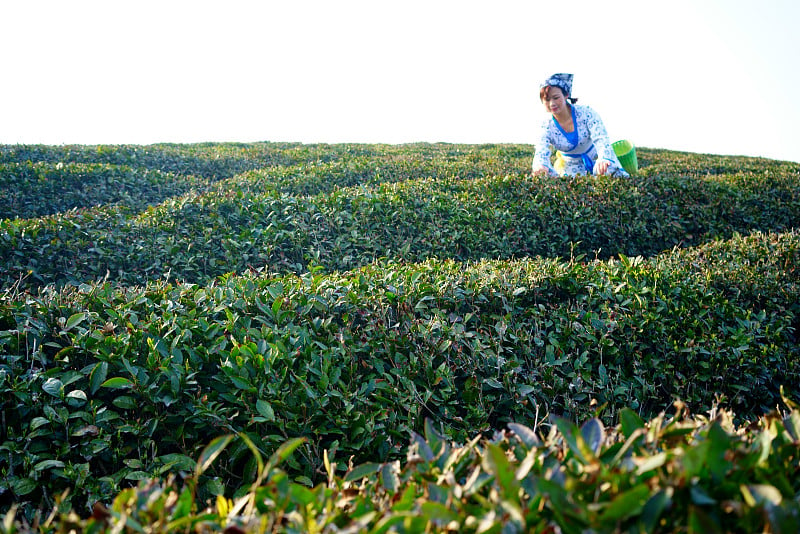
2, 0, 799, 163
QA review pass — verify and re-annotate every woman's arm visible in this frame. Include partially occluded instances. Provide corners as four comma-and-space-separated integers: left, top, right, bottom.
583, 106, 616, 164
532, 119, 557, 176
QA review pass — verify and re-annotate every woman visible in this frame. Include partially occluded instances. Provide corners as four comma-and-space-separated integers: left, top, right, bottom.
532, 73, 628, 177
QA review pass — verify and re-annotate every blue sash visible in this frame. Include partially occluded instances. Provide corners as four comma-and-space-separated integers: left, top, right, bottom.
553, 106, 595, 173
561, 146, 595, 174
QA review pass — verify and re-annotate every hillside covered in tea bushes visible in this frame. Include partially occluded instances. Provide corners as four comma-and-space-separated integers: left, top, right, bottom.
0, 142, 799, 532
2, 143, 798, 290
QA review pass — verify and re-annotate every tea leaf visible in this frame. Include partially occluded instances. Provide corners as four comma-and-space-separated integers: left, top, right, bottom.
89, 361, 109, 394
640, 489, 673, 532
741, 484, 782, 507
196, 434, 234, 476
420, 501, 458, 523
552, 416, 592, 463
600, 483, 651, 522
33, 460, 65, 472
265, 437, 306, 472
619, 408, 645, 439
380, 462, 400, 493
64, 312, 87, 332
783, 411, 800, 441
344, 462, 382, 483
255, 399, 275, 422
100, 377, 133, 389
581, 418, 605, 455
508, 422, 541, 449
42, 377, 63, 398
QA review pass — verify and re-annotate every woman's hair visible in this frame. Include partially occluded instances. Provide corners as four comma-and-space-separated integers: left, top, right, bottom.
539, 85, 578, 104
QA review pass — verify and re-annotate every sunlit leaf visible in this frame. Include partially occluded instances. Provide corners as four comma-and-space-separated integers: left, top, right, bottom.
741, 484, 782, 507
420, 501, 458, 523
508, 422, 541, 449
196, 434, 234, 476
100, 377, 133, 389
63, 312, 87, 332
581, 418, 605, 455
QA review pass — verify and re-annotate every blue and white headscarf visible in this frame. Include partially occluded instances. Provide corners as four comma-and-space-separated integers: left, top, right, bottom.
540, 73, 573, 97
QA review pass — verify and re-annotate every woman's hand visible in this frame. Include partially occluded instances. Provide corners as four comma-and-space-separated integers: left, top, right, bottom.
532, 164, 551, 176
593, 159, 610, 175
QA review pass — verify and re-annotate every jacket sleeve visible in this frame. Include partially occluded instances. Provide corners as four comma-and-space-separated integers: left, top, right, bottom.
584, 106, 616, 163
532, 118, 556, 175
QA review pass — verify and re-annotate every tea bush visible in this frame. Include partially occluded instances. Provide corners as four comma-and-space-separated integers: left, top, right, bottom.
0, 142, 296, 180
0, 142, 798, 529
1, 147, 798, 290
5, 403, 800, 533
1, 229, 798, 518
0, 161, 211, 219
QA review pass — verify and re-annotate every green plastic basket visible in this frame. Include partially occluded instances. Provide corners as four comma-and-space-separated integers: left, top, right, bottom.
612, 140, 638, 175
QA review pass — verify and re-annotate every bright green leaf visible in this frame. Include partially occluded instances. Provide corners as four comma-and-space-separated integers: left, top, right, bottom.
420, 501, 458, 523
635, 452, 668, 475
196, 434, 234, 476
64, 312, 87, 331
100, 377, 133, 389
619, 408, 645, 439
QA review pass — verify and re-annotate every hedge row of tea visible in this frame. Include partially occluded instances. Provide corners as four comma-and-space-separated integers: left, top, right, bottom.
1, 142, 531, 219
0, 162, 214, 219
0, 142, 308, 180
1, 142, 799, 529
2, 146, 799, 291
1, 229, 798, 519
0, 141, 529, 192
7, 404, 800, 534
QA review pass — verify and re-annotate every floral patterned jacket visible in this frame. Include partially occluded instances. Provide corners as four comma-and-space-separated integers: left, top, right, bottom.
533, 104, 628, 177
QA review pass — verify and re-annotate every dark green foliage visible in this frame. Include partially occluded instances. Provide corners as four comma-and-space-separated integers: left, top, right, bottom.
1, 144, 798, 291
1, 231, 798, 518
8, 404, 800, 533
0, 162, 210, 219
0, 142, 300, 180
0, 141, 798, 528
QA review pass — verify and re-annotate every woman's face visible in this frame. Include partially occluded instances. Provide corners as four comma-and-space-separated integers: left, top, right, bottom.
542, 87, 567, 115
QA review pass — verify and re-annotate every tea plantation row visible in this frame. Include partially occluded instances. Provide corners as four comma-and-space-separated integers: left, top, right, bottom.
11, 404, 800, 533
1, 145, 798, 291
2, 229, 798, 519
